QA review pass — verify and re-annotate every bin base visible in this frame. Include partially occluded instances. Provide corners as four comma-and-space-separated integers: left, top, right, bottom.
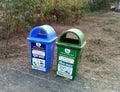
31, 66, 50, 73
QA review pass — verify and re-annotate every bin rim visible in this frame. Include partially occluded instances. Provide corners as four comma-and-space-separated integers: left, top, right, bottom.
27, 36, 57, 43
56, 41, 86, 49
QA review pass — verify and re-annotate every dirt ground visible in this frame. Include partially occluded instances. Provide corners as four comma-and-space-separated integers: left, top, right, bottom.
0, 11, 120, 92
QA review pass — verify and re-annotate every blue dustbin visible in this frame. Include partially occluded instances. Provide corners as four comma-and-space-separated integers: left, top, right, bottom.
27, 25, 57, 72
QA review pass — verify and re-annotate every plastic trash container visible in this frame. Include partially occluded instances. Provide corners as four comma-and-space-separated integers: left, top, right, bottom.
56, 28, 86, 80
27, 25, 57, 72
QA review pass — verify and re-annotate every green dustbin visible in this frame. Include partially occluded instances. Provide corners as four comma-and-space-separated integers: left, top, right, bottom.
56, 28, 86, 80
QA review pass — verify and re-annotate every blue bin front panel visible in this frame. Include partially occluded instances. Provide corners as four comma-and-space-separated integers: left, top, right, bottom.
30, 42, 46, 72
29, 40, 56, 72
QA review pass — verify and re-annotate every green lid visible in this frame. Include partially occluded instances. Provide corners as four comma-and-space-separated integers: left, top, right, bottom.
57, 28, 86, 49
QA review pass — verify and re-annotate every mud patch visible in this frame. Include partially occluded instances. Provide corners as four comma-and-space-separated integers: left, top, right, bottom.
85, 54, 104, 64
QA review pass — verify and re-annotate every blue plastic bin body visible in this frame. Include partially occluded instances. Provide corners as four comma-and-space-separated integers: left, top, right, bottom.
27, 25, 57, 72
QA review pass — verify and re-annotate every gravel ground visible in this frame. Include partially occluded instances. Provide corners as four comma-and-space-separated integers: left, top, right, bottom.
0, 11, 120, 92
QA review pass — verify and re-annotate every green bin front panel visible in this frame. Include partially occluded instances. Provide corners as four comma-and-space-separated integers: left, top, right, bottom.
56, 46, 81, 80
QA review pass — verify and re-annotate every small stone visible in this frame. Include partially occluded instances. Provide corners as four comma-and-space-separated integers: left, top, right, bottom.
91, 77, 98, 81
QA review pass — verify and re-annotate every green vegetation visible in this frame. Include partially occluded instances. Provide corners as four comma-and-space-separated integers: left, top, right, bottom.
88, 0, 110, 11
0, 0, 84, 32
0, 0, 84, 58
0, 0, 117, 32
0, 0, 118, 58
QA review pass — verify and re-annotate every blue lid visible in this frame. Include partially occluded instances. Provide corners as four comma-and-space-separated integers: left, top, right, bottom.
27, 25, 57, 43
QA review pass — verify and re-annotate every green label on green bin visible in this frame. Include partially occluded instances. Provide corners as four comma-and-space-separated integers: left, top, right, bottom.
57, 47, 76, 79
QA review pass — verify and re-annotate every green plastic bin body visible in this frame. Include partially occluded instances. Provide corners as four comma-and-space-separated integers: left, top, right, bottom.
56, 29, 86, 80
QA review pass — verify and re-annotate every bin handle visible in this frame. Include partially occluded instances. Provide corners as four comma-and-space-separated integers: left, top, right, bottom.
29, 26, 48, 39
39, 29, 46, 35
39, 29, 47, 35
29, 25, 56, 40
59, 31, 80, 45
58, 29, 86, 46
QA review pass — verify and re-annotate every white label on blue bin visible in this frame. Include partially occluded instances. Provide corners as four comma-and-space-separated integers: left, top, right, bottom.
36, 43, 41, 47
32, 42, 46, 59
31, 42, 46, 71
32, 58, 46, 71
32, 50, 45, 57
